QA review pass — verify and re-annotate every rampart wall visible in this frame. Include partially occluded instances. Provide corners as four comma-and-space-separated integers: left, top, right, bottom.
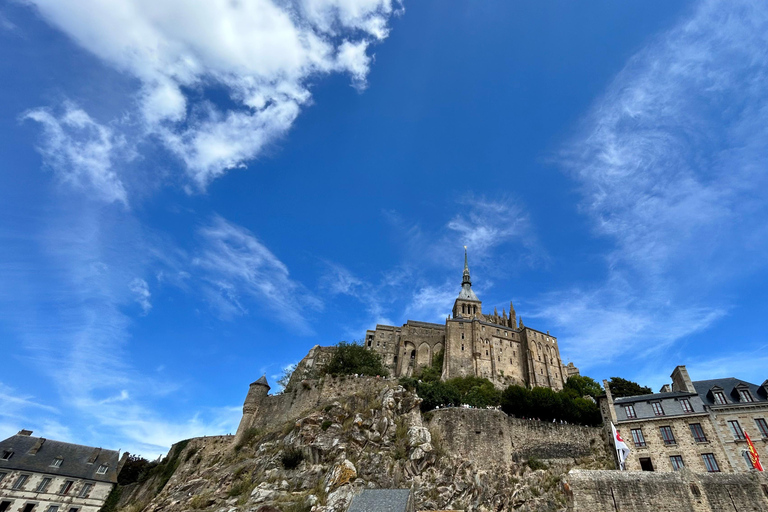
565, 469, 768, 512
250, 376, 396, 430
425, 408, 607, 467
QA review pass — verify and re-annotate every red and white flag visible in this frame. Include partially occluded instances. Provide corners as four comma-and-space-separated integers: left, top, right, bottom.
745, 431, 764, 471
611, 422, 630, 470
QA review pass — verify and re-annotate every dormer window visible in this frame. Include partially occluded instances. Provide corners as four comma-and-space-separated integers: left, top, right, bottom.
713, 391, 727, 405
652, 402, 665, 416
51, 457, 63, 467
738, 389, 754, 403
97, 464, 109, 474
625, 405, 637, 419
680, 399, 693, 413
1, 450, 12, 460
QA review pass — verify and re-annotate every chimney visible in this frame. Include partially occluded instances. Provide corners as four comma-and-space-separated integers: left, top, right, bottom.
87, 448, 102, 464
671, 366, 696, 394
117, 452, 130, 473
659, 384, 672, 393
17, 430, 33, 436
28, 438, 46, 455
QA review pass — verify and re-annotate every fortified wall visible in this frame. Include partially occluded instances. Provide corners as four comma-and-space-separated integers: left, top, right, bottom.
426, 408, 608, 467
565, 469, 768, 512
234, 375, 396, 443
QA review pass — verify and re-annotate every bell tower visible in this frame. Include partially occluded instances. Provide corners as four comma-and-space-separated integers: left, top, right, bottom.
452, 248, 482, 319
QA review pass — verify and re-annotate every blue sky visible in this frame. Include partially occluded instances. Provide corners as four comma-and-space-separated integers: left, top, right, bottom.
2, 0, 768, 457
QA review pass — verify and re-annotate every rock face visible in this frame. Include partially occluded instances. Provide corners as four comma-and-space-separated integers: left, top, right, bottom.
115, 378, 611, 512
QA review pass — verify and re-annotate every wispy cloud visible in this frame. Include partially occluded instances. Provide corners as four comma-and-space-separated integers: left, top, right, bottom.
129, 278, 151, 315
549, 0, 768, 374
23, 103, 129, 205
194, 216, 322, 333
23, 0, 403, 191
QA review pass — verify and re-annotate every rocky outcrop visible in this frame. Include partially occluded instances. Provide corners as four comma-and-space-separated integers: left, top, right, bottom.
116, 380, 611, 512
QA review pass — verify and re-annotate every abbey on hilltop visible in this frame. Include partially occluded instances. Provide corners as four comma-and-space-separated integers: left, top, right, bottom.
364, 250, 579, 390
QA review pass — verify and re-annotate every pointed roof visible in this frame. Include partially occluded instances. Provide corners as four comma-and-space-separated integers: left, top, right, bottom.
458, 248, 479, 301
253, 375, 270, 388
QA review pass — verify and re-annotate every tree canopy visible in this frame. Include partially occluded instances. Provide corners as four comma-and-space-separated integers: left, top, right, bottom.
563, 375, 603, 399
607, 376, 652, 398
322, 341, 389, 377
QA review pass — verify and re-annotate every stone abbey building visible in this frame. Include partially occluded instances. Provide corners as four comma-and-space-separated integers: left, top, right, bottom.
364, 252, 578, 390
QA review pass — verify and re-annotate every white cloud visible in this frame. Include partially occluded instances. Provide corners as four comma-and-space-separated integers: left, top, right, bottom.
23, 0, 402, 189
194, 216, 322, 333
544, 0, 768, 372
129, 277, 151, 314
23, 103, 128, 205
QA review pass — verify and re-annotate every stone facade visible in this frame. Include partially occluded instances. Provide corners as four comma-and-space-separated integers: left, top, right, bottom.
565, 468, 768, 512
0, 431, 125, 512
365, 251, 577, 390
600, 365, 768, 474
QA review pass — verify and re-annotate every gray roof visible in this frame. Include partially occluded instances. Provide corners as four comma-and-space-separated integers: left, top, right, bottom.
693, 378, 768, 406
347, 489, 412, 512
253, 375, 270, 387
458, 283, 479, 301
0, 434, 120, 483
614, 391, 694, 404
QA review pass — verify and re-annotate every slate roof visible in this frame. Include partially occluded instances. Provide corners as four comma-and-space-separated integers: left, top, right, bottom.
347, 489, 412, 512
253, 375, 270, 387
0, 434, 120, 483
613, 391, 694, 404
693, 378, 768, 406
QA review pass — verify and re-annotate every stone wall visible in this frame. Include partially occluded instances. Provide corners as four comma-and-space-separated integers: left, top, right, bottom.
565, 469, 768, 512
425, 408, 607, 467
248, 376, 396, 430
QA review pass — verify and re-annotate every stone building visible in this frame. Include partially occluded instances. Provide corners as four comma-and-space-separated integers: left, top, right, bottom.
0, 430, 125, 512
364, 251, 577, 390
600, 365, 768, 473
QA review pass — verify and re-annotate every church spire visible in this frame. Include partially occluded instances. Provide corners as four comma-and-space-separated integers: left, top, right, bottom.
457, 247, 479, 301
462, 246, 471, 286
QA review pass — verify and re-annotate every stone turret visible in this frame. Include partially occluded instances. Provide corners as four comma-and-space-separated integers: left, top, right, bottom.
234, 375, 270, 445
509, 302, 516, 328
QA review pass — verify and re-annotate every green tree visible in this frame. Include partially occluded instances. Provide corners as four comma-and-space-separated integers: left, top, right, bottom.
607, 377, 652, 398
323, 341, 389, 377
500, 385, 532, 418
563, 375, 603, 399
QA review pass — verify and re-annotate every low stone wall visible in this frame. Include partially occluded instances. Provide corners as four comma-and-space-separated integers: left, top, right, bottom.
565, 469, 768, 512
425, 408, 607, 467
252, 376, 396, 430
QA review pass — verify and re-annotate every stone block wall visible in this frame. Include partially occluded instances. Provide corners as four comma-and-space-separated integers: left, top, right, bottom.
565, 469, 768, 512
249, 376, 396, 430
425, 408, 606, 467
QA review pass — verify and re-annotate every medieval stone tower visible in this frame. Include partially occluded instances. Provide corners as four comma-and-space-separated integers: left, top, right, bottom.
234, 375, 270, 445
365, 250, 577, 390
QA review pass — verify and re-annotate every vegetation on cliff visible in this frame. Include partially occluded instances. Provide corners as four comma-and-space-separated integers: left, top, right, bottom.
322, 342, 389, 377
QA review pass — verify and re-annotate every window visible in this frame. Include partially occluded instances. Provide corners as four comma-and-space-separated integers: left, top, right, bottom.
461, 333, 464, 340
36, 477, 53, 492
713, 391, 727, 405
755, 418, 768, 438
660, 426, 676, 445
97, 463, 109, 474
47, 507, 59, 512
0, 472, 6, 483
739, 389, 754, 402
702, 453, 720, 472
630, 428, 646, 447
12, 474, 29, 490
59, 480, 74, 495
728, 420, 746, 440
743, 450, 755, 469
1, 450, 12, 460
77, 483, 92, 498
680, 399, 693, 413
670, 455, 685, 471
625, 405, 637, 419
51, 457, 63, 468
690, 423, 708, 442
461, 344, 464, 351
652, 402, 665, 416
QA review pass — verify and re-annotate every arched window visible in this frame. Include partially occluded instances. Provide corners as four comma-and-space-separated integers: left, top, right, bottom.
410, 350, 416, 360
462, 304, 466, 314
473, 305, 477, 314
